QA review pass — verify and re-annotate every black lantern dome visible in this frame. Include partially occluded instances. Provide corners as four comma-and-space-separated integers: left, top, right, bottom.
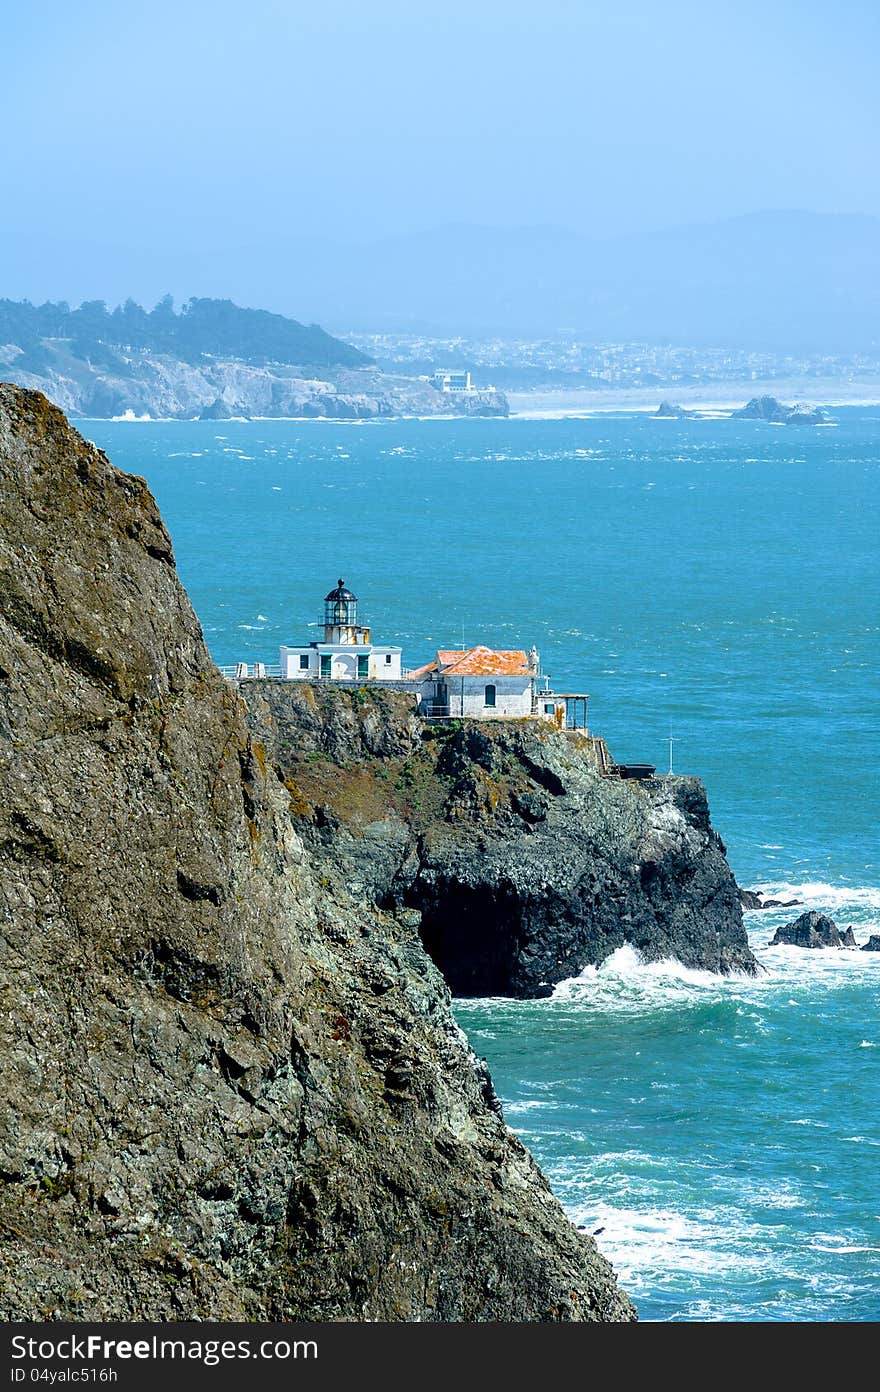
324, 578, 358, 628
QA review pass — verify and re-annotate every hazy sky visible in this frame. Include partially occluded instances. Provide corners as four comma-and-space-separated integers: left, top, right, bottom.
2, 0, 879, 308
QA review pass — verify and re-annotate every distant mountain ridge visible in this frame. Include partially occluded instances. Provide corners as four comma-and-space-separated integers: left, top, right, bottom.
269, 211, 880, 351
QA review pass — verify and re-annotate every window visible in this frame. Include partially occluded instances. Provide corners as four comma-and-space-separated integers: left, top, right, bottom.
320, 655, 332, 679
484, 684, 496, 707
385, 653, 392, 665
544, 703, 555, 714
357, 655, 370, 679
299, 653, 310, 670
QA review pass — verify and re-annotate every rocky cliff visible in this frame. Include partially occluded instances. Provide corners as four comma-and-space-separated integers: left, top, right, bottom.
0, 385, 630, 1321
242, 685, 757, 996
0, 348, 508, 421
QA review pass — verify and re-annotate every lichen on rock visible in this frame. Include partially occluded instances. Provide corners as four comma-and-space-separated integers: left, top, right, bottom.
0, 385, 633, 1322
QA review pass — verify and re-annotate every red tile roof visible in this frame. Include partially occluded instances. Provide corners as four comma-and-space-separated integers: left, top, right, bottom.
437, 646, 531, 676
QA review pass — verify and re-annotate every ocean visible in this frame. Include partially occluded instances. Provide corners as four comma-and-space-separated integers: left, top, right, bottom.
82, 409, 880, 1322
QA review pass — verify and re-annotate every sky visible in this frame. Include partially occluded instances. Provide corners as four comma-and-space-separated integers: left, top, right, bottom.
2, 0, 879, 312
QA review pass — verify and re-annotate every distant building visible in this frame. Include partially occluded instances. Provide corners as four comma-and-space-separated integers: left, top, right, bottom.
279, 579, 403, 681
432, 369, 472, 393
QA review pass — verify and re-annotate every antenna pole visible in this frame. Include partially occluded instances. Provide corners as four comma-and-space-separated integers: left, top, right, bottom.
668, 735, 676, 775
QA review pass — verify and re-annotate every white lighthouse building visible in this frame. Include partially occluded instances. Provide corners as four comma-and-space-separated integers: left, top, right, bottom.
279, 579, 403, 682
223, 577, 585, 729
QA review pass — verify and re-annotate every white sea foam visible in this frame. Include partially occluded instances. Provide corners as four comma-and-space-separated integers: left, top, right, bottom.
532, 918, 880, 1022
504, 1099, 558, 1115
569, 1199, 766, 1287
748, 880, 880, 914
553, 943, 748, 1003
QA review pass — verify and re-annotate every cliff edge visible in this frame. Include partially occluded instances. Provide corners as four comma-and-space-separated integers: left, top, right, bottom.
243, 685, 757, 994
0, 386, 632, 1321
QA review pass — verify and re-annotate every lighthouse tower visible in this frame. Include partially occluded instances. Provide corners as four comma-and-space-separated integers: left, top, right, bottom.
279, 578, 403, 682
323, 579, 369, 645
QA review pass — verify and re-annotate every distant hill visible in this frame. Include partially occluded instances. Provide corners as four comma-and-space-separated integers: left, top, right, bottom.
0, 296, 370, 375
270, 212, 880, 351
0, 295, 508, 420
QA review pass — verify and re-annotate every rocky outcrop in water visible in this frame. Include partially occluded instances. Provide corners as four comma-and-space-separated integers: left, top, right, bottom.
0, 385, 629, 1321
770, 911, 853, 948
731, 396, 828, 424
862, 935, 880, 952
242, 685, 757, 996
655, 401, 693, 418
739, 889, 801, 910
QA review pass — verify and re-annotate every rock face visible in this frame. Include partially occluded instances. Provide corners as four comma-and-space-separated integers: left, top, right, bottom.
862, 935, 880, 952
731, 396, 828, 424
770, 911, 850, 948
655, 400, 693, 418
0, 386, 631, 1322
2, 350, 509, 421
243, 685, 757, 996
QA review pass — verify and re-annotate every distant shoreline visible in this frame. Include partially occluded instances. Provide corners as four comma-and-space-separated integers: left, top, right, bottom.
72, 376, 880, 426
508, 377, 880, 417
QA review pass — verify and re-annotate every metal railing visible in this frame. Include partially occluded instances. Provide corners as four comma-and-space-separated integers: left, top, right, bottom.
217, 664, 421, 684
217, 662, 283, 680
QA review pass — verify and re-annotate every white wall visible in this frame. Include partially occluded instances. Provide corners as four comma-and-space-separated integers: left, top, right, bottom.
371, 647, 402, 679
438, 674, 532, 718
279, 645, 402, 680
279, 646, 316, 679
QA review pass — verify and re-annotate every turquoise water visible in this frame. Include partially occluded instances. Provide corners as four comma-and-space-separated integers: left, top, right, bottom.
83, 411, 880, 1321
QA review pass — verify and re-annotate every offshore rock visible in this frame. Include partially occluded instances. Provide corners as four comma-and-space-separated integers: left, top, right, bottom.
770, 911, 848, 948
862, 935, 880, 952
731, 396, 828, 425
0, 385, 632, 1322
739, 889, 801, 910
243, 686, 757, 996
739, 888, 764, 909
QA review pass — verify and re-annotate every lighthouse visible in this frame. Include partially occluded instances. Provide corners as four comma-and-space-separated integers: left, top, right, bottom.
279, 579, 403, 682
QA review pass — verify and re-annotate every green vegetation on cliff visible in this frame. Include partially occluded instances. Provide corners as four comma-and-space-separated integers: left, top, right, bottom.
0, 295, 370, 371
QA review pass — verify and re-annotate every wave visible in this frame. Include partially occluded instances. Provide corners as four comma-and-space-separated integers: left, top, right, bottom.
567, 1197, 768, 1290
456, 878, 880, 1024
544, 927, 880, 1018
554, 944, 736, 998
546, 945, 748, 1019
561, 1170, 874, 1318
745, 879, 880, 914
